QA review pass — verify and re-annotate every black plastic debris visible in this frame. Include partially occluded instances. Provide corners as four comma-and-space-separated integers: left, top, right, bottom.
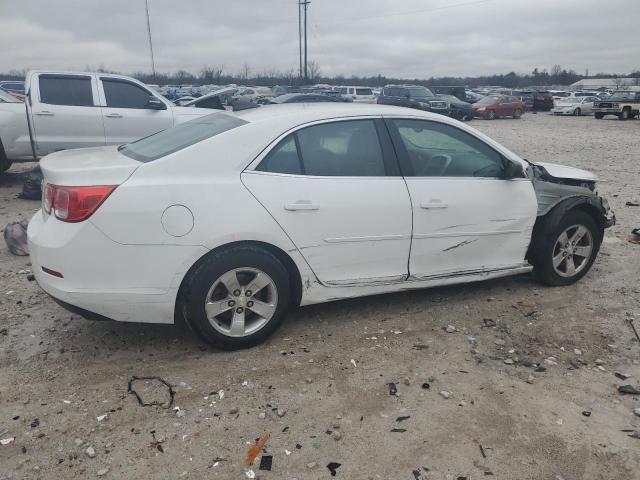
479, 444, 487, 458
18, 167, 44, 200
618, 385, 640, 395
390, 428, 407, 433
626, 201, 640, 207
259, 455, 273, 471
4, 221, 29, 256
128, 376, 175, 409
388, 383, 398, 396
412, 470, 424, 480
327, 462, 341, 476
421, 383, 430, 390
30, 418, 39, 428
482, 318, 496, 327
582, 410, 592, 417
413, 344, 429, 350
396, 416, 410, 422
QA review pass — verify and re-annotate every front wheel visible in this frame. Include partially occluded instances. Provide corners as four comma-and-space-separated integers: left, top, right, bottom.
573, 108, 581, 116
532, 210, 601, 286
486, 110, 496, 120
594, 113, 604, 119
182, 245, 291, 349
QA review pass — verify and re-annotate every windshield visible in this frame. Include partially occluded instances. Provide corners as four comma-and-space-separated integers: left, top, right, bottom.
119, 113, 248, 162
609, 92, 634, 100
407, 86, 434, 98
475, 96, 499, 105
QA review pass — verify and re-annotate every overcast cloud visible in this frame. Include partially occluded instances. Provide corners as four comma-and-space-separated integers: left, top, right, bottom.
1, 0, 638, 78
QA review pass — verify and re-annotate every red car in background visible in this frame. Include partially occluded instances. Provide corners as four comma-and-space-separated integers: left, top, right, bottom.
472, 95, 526, 119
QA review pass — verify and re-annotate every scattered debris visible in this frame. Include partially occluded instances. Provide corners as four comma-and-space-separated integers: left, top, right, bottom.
149, 431, 165, 452
439, 391, 451, 399
332, 431, 342, 441
312, 441, 321, 449
482, 318, 496, 328
396, 416, 411, 422
573, 349, 582, 355
245, 470, 256, 479
634, 408, 640, 418
504, 359, 515, 365
128, 376, 175, 409
229, 407, 239, 415
245, 432, 270, 466
421, 383, 430, 390
18, 166, 44, 200
618, 385, 640, 395
277, 408, 286, 418
625, 201, 640, 206
445, 325, 457, 333
595, 359, 604, 365
306, 462, 318, 469
479, 444, 487, 458
390, 428, 407, 433
582, 411, 591, 417
627, 317, 640, 342
30, 418, 40, 428
388, 382, 398, 396
413, 344, 429, 350
85, 446, 96, 458
327, 462, 341, 476
350, 359, 357, 368
468, 336, 478, 348
4, 221, 29, 256
629, 229, 640, 245
615, 372, 631, 380
1, 437, 15, 446
97, 467, 110, 477
259, 455, 273, 471
526, 375, 535, 384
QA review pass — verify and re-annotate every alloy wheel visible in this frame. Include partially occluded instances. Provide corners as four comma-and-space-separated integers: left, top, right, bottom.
205, 268, 278, 337
552, 224, 593, 278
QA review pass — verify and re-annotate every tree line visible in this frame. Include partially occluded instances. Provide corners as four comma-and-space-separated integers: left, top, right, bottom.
2, 64, 640, 88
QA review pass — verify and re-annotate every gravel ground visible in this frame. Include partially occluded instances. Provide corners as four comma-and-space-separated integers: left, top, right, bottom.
1, 113, 639, 480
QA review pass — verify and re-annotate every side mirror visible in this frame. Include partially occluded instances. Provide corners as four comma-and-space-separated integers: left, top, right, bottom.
146, 96, 167, 110
503, 161, 524, 179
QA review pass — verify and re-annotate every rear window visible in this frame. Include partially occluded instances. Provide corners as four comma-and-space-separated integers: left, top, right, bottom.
356, 88, 373, 95
39, 75, 94, 106
119, 113, 248, 162
383, 87, 406, 97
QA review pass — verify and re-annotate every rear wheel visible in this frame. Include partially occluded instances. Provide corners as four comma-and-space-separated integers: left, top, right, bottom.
532, 210, 601, 286
594, 113, 604, 119
487, 110, 496, 120
0, 141, 12, 173
182, 245, 291, 349
513, 109, 522, 119
573, 108, 581, 116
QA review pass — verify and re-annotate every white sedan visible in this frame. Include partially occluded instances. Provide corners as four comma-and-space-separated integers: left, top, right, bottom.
28, 104, 614, 349
552, 96, 597, 116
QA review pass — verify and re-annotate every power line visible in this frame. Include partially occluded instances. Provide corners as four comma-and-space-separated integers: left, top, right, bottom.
144, 0, 156, 79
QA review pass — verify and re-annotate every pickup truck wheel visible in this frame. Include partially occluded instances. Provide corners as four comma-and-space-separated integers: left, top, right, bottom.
594, 113, 604, 119
573, 108, 581, 116
532, 210, 601, 286
182, 245, 291, 350
0, 143, 12, 173
620, 108, 630, 120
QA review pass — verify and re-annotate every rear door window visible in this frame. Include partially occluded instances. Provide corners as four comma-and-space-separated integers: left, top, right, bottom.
39, 75, 94, 106
102, 79, 153, 108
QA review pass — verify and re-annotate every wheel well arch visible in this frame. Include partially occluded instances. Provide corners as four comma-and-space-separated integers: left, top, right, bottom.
175, 240, 304, 323
527, 196, 605, 262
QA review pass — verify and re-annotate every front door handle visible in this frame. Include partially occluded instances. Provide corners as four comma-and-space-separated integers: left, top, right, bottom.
35, 111, 54, 116
420, 201, 448, 210
105, 113, 123, 118
284, 201, 319, 211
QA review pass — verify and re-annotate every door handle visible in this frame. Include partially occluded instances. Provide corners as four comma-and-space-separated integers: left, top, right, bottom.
35, 111, 54, 116
420, 201, 448, 209
284, 201, 319, 211
105, 113, 123, 118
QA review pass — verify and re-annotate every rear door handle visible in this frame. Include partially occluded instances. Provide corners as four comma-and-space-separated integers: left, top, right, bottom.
105, 113, 123, 118
284, 201, 319, 211
420, 201, 448, 209
35, 111, 54, 116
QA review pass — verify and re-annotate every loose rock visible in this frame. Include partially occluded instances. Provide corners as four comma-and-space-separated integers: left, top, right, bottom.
97, 468, 109, 477
439, 391, 451, 399
85, 446, 96, 458
445, 325, 456, 333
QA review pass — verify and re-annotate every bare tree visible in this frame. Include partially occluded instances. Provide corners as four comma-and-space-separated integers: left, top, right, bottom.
307, 60, 321, 82
240, 63, 251, 81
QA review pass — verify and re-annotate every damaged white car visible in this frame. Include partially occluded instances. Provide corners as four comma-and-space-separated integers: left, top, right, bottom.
27, 104, 615, 349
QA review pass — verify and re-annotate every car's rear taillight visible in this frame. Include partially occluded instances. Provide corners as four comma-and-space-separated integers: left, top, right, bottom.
535, 96, 545, 101
43, 184, 116, 222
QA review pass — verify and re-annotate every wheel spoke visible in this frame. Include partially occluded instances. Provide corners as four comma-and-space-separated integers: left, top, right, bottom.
219, 270, 241, 294
248, 299, 276, 319
565, 257, 576, 276
570, 226, 588, 244
205, 298, 233, 318
572, 245, 591, 258
229, 309, 246, 336
557, 231, 569, 248
553, 252, 566, 268
245, 272, 271, 296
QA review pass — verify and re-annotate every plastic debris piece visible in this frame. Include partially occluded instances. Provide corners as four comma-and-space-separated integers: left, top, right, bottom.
245, 432, 270, 466
128, 376, 175, 409
312, 441, 321, 449
350, 359, 357, 367
388, 383, 398, 396
4, 221, 29, 256
30, 418, 40, 428
245, 469, 256, 479
259, 455, 273, 471
284, 449, 292, 456
482, 318, 496, 327
421, 383, 430, 390
327, 462, 342, 476
618, 385, 640, 395
1, 437, 15, 446
390, 428, 407, 432
396, 416, 411, 422
97, 414, 108, 422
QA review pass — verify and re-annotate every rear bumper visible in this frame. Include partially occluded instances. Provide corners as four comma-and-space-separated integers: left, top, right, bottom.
28, 210, 207, 324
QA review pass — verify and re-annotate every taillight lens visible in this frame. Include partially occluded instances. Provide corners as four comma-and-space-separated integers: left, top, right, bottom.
43, 184, 116, 222
535, 96, 544, 101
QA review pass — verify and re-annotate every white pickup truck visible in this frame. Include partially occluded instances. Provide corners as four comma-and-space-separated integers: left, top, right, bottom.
0, 71, 210, 172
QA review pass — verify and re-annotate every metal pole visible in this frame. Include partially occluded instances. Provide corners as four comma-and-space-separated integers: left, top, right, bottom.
303, 1, 310, 82
145, 0, 156, 79
298, 1, 302, 80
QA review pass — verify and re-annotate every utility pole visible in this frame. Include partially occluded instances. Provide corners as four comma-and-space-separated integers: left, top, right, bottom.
298, 1, 302, 80
302, 0, 310, 83
144, 0, 156, 80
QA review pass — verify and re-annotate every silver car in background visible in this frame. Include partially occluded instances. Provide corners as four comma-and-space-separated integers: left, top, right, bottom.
552, 96, 597, 116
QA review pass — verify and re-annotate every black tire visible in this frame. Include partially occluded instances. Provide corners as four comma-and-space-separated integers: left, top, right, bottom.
574, 108, 581, 116
531, 209, 601, 286
487, 110, 496, 120
513, 109, 522, 119
182, 245, 291, 349
0, 141, 12, 173
620, 108, 630, 120
594, 113, 604, 119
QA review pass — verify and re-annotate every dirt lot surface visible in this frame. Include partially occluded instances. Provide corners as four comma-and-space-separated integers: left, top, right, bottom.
1, 113, 639, 480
